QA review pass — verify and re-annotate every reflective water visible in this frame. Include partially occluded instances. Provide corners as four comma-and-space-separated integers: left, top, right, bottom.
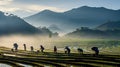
18, 63, 32, 67
0, 63, 11, 67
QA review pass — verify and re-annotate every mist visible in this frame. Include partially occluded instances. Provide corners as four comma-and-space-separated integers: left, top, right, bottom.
0, 34, 54, 50
0, 34, 120, 55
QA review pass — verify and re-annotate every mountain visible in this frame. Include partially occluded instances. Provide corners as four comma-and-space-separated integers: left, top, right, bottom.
66, 27, 120, 39
24, 6, 120, 33
0, 11, 41, 35
96, 21, 120, 31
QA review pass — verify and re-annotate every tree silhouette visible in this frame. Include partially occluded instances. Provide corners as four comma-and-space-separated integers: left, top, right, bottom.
49, 32, 52, 38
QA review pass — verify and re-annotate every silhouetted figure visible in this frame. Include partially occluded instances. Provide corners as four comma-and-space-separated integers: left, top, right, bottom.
30, 46, 34, 51
13, 43, 18, 51
54, 46, 57, 53
91, 47, 99, 56
23, 44, 26, 51
77, 48, 83, 54
40, 45, 44, 53
65, 46, 71, 54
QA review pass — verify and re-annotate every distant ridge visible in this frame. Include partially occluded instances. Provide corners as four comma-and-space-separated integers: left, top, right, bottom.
96, 21, 120, 31
0, 11, 51, 35
24, 6, 120, 33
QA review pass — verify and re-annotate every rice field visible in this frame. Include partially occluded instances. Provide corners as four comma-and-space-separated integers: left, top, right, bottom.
0, 46, 119, 67
0, 35, 120, 67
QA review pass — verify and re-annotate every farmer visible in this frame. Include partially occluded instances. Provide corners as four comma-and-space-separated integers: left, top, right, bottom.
65, 46, 71, 54
13, 43, 18, 51
23, 44, 26, 51
91, 47, 99, 56
30, 46, 34, 51
77, 48, 83, 54
54, 46, 57, 53
40, 45, 44, 53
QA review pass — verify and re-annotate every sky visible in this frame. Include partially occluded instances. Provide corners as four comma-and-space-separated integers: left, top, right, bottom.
0, 0, 120, 17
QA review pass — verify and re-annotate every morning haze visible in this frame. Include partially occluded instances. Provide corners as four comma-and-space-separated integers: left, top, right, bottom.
0, 0, 120, 67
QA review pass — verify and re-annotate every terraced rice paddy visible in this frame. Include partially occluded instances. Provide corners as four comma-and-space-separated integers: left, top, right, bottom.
0, 49, 120, 67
